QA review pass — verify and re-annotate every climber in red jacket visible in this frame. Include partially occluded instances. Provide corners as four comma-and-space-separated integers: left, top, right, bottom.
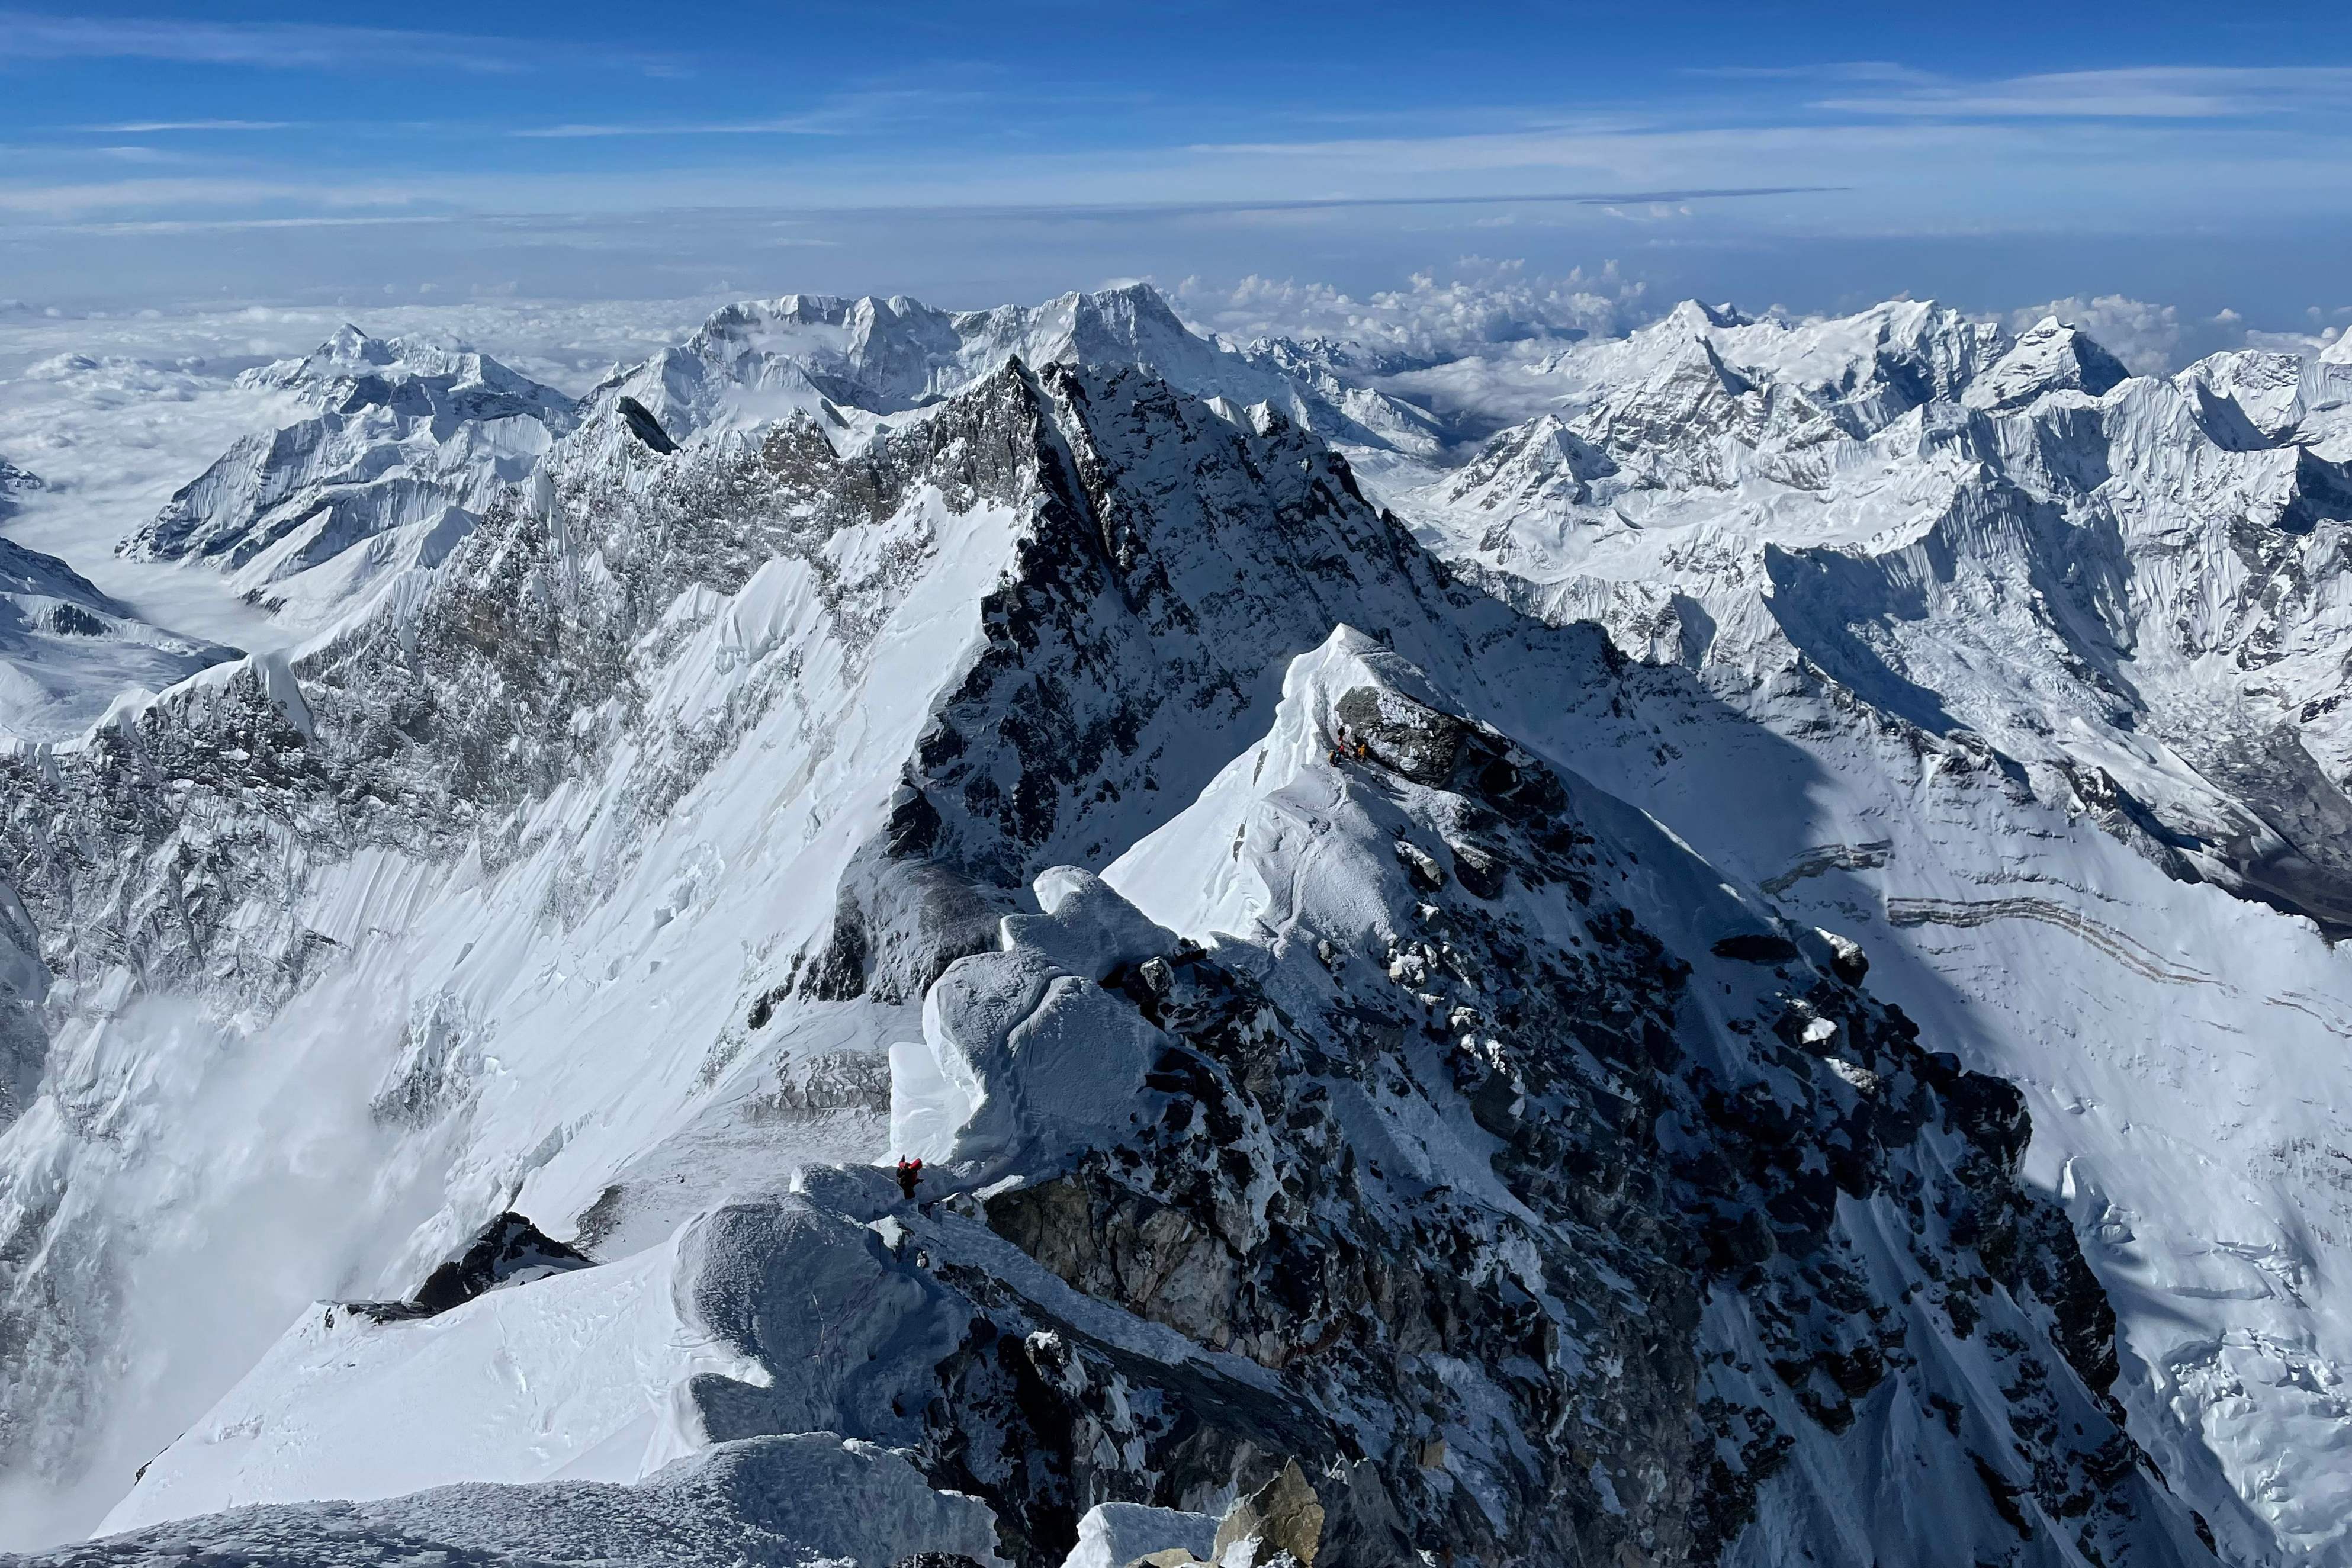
895, 1156, 923, 1203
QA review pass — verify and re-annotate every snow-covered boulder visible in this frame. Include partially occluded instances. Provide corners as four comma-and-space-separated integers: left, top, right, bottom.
66, 1435, 1006, 1567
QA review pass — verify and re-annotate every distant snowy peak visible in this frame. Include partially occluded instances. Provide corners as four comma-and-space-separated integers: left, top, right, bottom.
1437, 413, 1618, 518
237, 326, 577, 432
1458, 297, 2030, 496
2171, 350, 2303, 447
589, 282, 1448, 456
1535, 296, 2008, 437
123, 328, 577, 631
1662, 297, 1752, 332
0, 457, 40, 520
589, 284, 1217, 439
1394, 290, 2352, 936
1964, 313, 2132, 412
0, 534, 118, 618
2174, 348, 2352, 454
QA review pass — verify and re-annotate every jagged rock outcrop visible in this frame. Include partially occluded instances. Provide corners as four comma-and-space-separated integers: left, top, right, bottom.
345, 1211, 593, 1322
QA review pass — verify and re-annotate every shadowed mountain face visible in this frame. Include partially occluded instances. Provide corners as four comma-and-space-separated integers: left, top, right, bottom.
8, 284, 2352, 1566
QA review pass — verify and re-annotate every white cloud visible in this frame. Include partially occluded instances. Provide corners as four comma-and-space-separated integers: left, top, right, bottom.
2009, 293, 2183, 372
69, 120, 298, 133
1175, 258, 1644, 361
0, 9, 677, 75
1810, 66, 2352, 120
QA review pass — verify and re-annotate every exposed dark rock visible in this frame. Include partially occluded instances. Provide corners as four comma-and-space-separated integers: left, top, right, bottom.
1210, 1458, 1325, 1567
348, 1212, 593, 1322
1710, 932, 1801, 963
615, 395, 679, 454
1446, 839, 1506, 899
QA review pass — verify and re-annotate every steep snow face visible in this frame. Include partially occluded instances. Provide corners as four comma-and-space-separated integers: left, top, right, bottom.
0, 882, 40, 1126
118, 330, 576, 629
1965, 316, 2133, 413
0, 383, 1040, 1544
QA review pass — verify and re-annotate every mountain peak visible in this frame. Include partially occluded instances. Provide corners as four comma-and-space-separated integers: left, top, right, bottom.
1964, 313, 2132, 411
1657, 298, 1750, 333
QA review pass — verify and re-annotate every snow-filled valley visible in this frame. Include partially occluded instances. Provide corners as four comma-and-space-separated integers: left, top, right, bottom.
3, 280, 2352, 1567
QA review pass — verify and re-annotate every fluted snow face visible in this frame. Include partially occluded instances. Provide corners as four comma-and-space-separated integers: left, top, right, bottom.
10, 284, 2352, 1567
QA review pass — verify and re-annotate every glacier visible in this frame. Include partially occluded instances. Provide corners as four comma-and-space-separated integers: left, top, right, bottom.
0, 281, 2348, 1567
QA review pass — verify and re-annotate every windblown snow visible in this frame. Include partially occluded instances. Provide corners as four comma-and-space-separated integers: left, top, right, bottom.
2, 278, 2351, 1568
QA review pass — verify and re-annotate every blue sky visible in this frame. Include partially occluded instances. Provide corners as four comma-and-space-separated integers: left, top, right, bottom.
3, 1, 2350, 334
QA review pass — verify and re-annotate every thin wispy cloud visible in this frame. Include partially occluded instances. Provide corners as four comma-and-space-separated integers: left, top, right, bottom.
1809, 65, 2352, 120
72, 120, 298, 133
0, 9, 683, 75
515, 117, 848, 139
512, 88, 978, 140
1689, 61, 1936, 85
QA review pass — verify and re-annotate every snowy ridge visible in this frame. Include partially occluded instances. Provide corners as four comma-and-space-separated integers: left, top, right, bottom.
586, 282, 1443, 457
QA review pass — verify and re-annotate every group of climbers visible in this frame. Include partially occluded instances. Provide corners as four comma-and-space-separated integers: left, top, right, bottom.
1326, 724, 1371, 768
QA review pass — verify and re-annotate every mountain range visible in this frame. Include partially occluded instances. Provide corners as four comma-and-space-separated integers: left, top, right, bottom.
2, 281, 2351, 1567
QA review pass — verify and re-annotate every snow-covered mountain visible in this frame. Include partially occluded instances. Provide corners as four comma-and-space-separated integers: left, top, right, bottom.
118, 329, 576, 629
588, 283, 1446, 455
0, 458, 41, 520
5, 281, 2352, 1567
1373, 297, 2352, 1566
1394, 300, 2352, 931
